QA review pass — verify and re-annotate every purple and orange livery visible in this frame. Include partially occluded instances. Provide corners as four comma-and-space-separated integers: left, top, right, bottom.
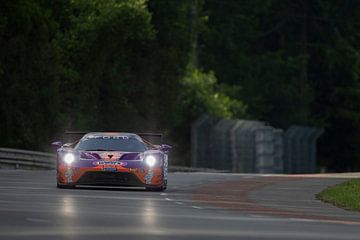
52, 132, 171, 191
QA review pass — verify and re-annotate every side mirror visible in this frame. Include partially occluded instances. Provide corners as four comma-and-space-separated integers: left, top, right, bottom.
51, 141, 63, 148
160, 144, 172, 153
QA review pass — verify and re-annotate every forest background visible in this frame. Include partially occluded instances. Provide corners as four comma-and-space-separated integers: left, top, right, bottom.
1, 0, 360, 171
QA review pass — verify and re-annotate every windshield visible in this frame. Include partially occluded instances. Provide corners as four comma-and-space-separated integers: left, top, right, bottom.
76, 136, 147, 152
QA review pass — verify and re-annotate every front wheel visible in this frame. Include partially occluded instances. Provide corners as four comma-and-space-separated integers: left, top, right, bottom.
146, 180, 167, 192
57, 183, 76, 189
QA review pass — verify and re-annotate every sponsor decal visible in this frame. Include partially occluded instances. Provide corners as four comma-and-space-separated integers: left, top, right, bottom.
145, 169, 153, 184
65, 168, 74, 183
82, 136, 129, 141
164, 154, 168, 180
94, 161, 127, 166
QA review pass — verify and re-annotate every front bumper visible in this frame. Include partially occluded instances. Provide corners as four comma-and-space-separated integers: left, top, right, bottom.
57, 164, 164, 187
76, 171, 145, 186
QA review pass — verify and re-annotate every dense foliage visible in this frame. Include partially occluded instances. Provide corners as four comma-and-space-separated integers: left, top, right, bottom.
200, 0, 360, 170
0, 0, 359, 170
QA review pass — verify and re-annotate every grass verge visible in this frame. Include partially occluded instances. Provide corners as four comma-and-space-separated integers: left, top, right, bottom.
317, 179, 360, 212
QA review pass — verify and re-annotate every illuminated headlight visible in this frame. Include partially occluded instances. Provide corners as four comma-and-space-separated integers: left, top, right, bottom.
145, 155, 156, 167
64, 153, 75, 165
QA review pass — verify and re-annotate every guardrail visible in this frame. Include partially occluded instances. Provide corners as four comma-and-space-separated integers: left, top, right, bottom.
0, 148, 56, 170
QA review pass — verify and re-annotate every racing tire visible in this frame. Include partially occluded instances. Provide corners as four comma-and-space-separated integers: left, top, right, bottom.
146, 180, 167, 192
57, 183, 76, 189
146, 186, 166, 192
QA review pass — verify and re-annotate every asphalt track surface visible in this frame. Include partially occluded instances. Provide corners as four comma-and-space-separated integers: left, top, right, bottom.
0, 170, 360, 240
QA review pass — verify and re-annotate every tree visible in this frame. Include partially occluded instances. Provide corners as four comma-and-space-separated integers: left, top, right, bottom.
200, 0, 360, 170
0, 0, 61, 149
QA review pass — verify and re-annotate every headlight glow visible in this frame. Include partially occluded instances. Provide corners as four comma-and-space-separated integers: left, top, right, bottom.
145, 155, 156, 167
64, 153, 75, 165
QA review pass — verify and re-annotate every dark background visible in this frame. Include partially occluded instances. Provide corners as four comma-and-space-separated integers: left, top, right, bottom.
1, 0, 359, 171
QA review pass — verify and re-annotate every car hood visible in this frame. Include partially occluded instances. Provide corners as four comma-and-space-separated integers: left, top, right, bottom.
80, 151, 142, 161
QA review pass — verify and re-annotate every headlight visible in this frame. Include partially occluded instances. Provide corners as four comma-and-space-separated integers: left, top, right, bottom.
64, 153, 75, 165
145, 155, 156, 167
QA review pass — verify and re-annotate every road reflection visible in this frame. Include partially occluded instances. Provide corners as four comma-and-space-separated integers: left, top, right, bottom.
143, 200, 156, 226
61, 195, 76, 218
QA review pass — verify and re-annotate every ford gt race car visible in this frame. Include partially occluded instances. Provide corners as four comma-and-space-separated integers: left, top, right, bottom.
52, 132, 171, 191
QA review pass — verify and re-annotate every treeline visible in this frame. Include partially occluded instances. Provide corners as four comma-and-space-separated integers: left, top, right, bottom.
200, 0, 360, 171
0, 0, 359, 170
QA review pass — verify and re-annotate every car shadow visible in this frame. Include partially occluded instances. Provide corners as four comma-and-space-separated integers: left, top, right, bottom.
71, 185, 148, 192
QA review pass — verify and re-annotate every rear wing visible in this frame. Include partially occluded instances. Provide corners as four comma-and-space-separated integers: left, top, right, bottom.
65, 131, 88, 135
136, 133, 163, 144
62, 131, 87, 145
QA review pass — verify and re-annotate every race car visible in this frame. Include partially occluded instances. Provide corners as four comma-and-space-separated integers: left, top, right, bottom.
52, 132, 171, 191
